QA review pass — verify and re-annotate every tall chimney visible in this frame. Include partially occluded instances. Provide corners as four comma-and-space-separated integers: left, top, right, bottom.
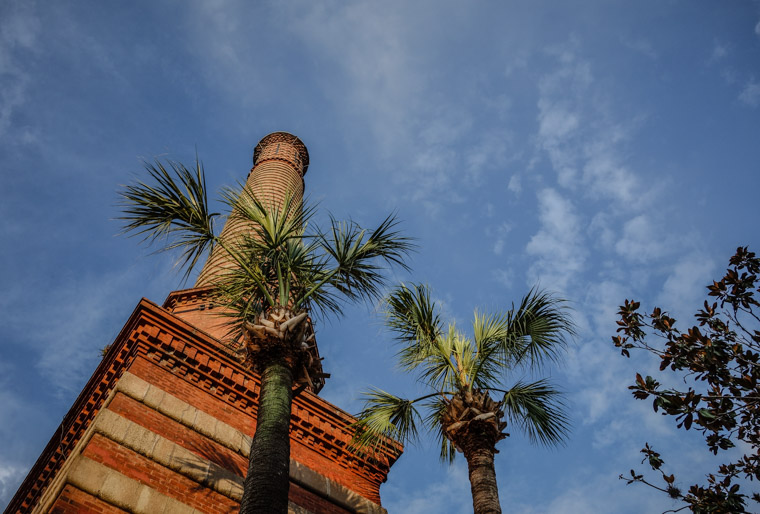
195, 132, 310, 287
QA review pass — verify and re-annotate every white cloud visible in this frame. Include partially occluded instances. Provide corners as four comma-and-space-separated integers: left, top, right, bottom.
563, 335, 632, 425
526, 188, 586, 291
739, 79, 760, 107
0, 266, 172, 397
709, 40, 728, 62
581, 137, 640, 204
179, 0, 271, 106
584, 280, 627, 338
0, 1, 40, 140
507, 174, 522, 194
504, 52, 528, 77
465, 130, 512, 185
0, 462, 24, 509
755, 19, 760, 37
534, 44, 644, 207
493, 268, 513, 288
491, 222, 513, 255
384, 461, 472, 514
588, 212, 616, 250
516, 467, 672, 513
621, 36, 658, 59
288, 2, 429, 149
591, 398, 675, 450
656, 253, 715, 323
615, 215, 669, 263
536, 98, 582, 187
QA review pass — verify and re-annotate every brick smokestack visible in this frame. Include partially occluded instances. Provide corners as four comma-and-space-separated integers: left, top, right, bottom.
195, 132, 310, 287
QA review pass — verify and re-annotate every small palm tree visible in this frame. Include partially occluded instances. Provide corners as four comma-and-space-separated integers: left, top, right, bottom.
119, 159, 413, 513
354, 283, 574, 514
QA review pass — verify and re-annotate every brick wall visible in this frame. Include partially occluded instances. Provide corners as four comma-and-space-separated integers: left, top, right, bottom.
50, 485, 126, 514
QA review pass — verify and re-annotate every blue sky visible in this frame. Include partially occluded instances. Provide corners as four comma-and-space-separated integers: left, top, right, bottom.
1, 1, 759, 511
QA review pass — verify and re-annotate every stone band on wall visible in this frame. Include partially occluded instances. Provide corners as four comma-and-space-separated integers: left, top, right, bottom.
47, 371, 387, 514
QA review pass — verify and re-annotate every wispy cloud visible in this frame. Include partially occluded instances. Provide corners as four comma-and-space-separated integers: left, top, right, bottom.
0, 1, 40, 141
526, 188, 586, 292
536, 45, 645, 205
656, 253, 716, 323
516, 467, 672, 513
0, 266, 171, 397
621, 36, 658, 60
0, 462, 24, 510
709, 40, 729, 62
507, 174, 522, 195
615, 214, 669, 263
384, 461, 472, 514
492, 268, 513, 288
739, 79, 760, 107
490, 222, 513, 255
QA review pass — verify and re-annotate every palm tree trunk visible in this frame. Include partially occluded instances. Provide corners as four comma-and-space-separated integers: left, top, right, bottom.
464, 442, 502, 514
240, 358, 294, 513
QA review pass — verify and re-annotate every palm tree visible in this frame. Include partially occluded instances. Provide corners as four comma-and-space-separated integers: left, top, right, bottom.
119, 159, 413, 513
353, 283, 574, 514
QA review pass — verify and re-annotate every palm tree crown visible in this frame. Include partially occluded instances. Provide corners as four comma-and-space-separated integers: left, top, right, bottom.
354, 283, 574, 513
119, 159, 412, 324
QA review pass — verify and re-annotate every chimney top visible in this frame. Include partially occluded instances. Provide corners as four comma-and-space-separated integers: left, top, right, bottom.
253, 132, 310, 176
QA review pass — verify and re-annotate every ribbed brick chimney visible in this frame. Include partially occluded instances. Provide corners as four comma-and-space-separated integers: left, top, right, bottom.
195, 132, 310, 287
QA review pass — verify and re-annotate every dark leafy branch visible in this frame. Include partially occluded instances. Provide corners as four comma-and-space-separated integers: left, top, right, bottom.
613, 246, 760, 513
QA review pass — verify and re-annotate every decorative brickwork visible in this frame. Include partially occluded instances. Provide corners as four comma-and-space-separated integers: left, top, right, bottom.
6, 298, 401, 513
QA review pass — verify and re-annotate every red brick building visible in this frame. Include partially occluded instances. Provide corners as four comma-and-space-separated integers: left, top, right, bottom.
5, 133, 402, 513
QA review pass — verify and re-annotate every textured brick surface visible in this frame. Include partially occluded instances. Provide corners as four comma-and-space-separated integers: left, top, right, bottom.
67, 456, 200, 514
83, 435, 238, 513
289, 482, 351, 514
107, 393, 247, 477
50, 485, 127, 514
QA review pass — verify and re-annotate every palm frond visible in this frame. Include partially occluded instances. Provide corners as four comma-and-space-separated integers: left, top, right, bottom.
417, 325, 462, 390
451, 330, 477, 390
385, 283, 442, 370
352, 389, 424, 450
424, 396, 458, 463
470, 311, 512, 389
504, 288, 575, 370
318, 214, 415, 304
118, 158, 218, 280
500, 379, 570, 447
221, 186, 313, 251
473, 310, 510, 349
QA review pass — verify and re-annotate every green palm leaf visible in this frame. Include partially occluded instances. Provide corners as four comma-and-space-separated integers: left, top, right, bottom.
385, 283, 442, 370
417, 326, 460, 390
317, 214, 415, 304
424, 396, 458, 463
504, 288, 576, 369
501, 379, 570, 446
353, 389, 424, 449
118, 159, 218, 280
